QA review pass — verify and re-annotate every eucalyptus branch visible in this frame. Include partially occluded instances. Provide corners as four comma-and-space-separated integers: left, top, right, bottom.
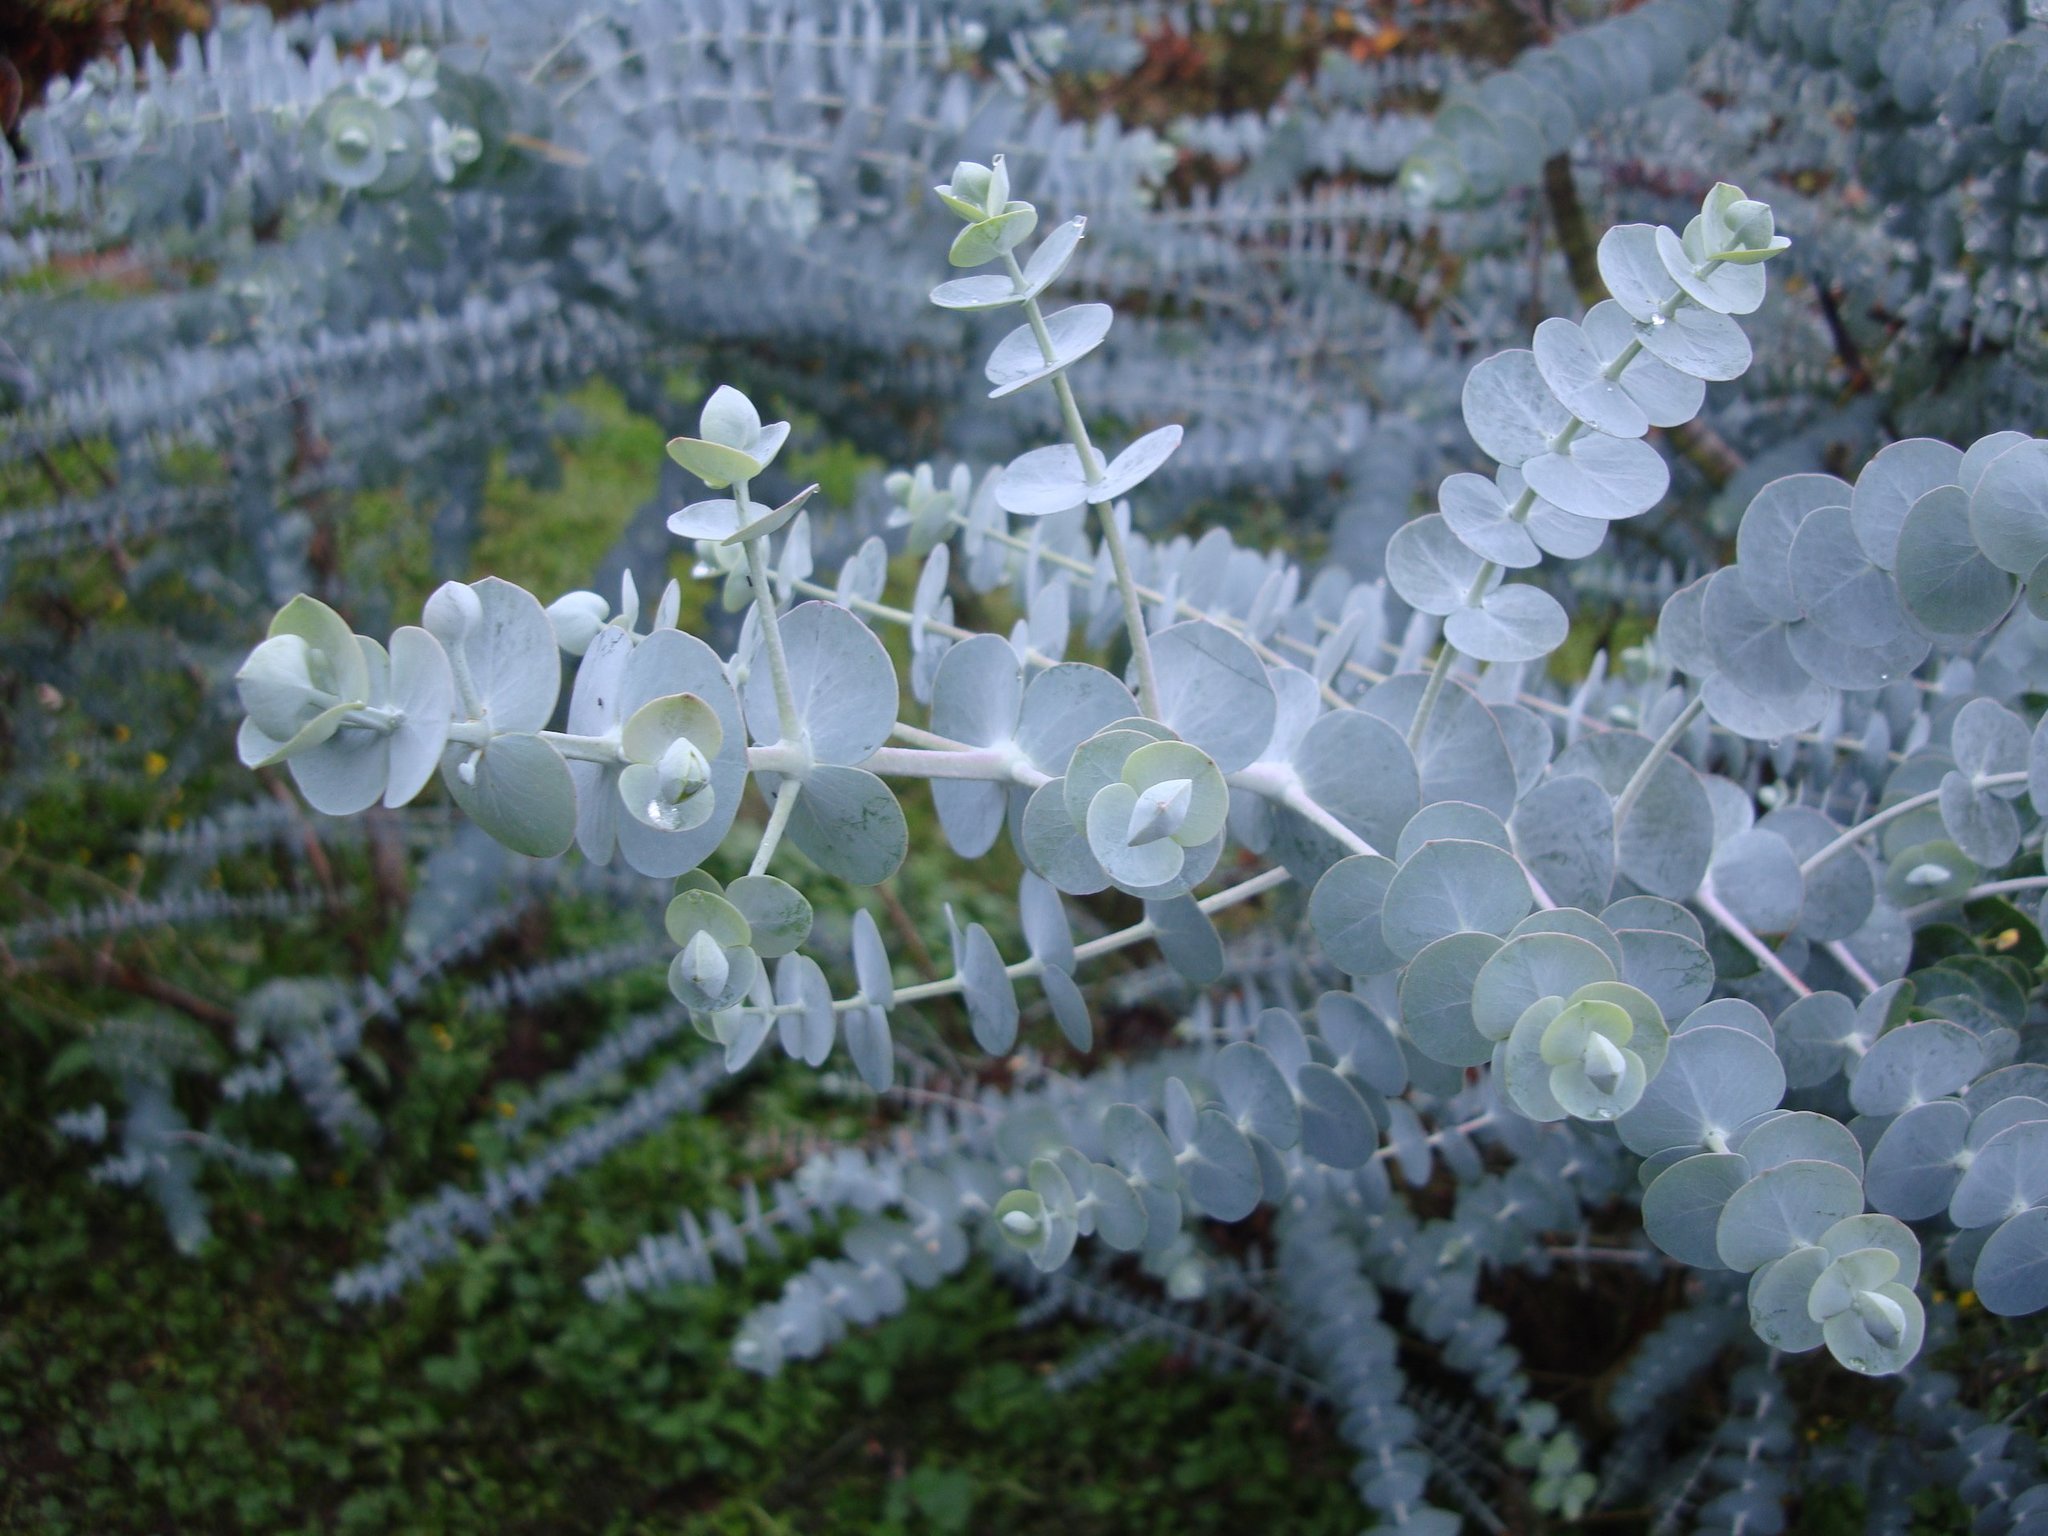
1798, 772, 2029, 876
1612, 694, 1705, 833
1001, 248, 1160, 718
1695, 878, 1811, 999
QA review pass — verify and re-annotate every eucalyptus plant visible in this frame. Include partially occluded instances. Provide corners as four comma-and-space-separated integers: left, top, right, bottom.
231, 157, 2048, 1397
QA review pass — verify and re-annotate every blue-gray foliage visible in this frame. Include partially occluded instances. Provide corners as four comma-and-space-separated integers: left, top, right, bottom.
12, 0, 2048, 1528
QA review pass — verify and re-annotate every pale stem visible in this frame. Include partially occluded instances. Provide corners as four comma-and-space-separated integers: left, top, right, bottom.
1798, 771, 2029, 876
1002, 249, 1160, 718
1902, 874, 2048, 920
861, 745, 1048, 788
738, 479, 803, 748
1822, 940, 1881, 997
1407, 555, 1501, 750
1406, 635, 1460, 753
1695, 877, 1812, 998
814, 865, 1293, 1016
1370, 1111, 1496, 1169
749, 775, 803, 877
786, 572, 1058, 671
1612, 694, 1705, 833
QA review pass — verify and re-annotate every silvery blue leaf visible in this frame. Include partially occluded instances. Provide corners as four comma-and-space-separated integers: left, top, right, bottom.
748, 601, 897, 765
1089, 426, 1183, 504
1358, 674, 1518, 817
837, 536, 888, 609
1381, 838, 1533, 959
1395, 800, 1509, 862
1018, 871, 1074, 975
1851, 436, 1964, 570
1947, 1120, 2048, 1229
1643, 1152, 1750, 1268
1635, 304, 1751, 380
1715, 1160, 1864, 1272
997, 443, 1094, 517
1656, 577, 1717, 679
961, 924, 1019, 1054
1470, 930, 1616, 1042
1444, 583, 1568, 663
1789, 505, 1916, 647
1581, 300, 1703, 426
1383, 1098, 1434, 1187
1702, 567, 1809, 700
1951, 697, 2030, 783
1015, 663, 1137, 776
1292, 712, 1418, 853
1615, 928, 1714, 1020
985, 303, 1112, 399
1439, 471, 1540, 568
773, 953, 835, 1068
1603, 896, 1704, 946
1709, 829, 1804, 936
1021, 780, 1111, 896
1148, 620, 1276, 773
1521, 432, 1669, 521
930, 635, 1023, 858
1967, 437, 2048, 576
1508, 775, 1615, 913
1041, 965, 1092, 1052
1655, 223, 1765, 315
1316, 992, 1408, 1097
442, 733, 577, 858
1185, 1107, 1261, 1221
1748, 1246, 1829, 1351
465, 576, 560, 732
1737, 1111, 1864, 1179
384, 625, 454, 808
844, 1005, 893, 1092
1215, 1041, 1300, 1150
1398, 930, 1501, 1067
1618, 1024, 1786, 1157
1461, 347, 1570, 465
1939, 769, 2021, 867
782, 765, 907, 885
1758, 807, 1874, 943
1851, 1019, 1983, 1117
1597, 223, 1680, 321
1555, 732, 1714, 899
1895, 485, 2015, 636
1701, 671, 1832, 740
1147, 894, 1223, 985
1740, 475, 1853, 623
1865, 1098, 1970, 1219
1387, 513, 1493, 616
1296, 1064, 1378, 1168
1974, 1207, 2048, 1316
1309, 854, 1402, 977
1532, 316, 1648, 438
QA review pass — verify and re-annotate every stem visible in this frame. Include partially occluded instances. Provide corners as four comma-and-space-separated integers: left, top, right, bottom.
1696, 877, 1812, 998
1002, 249, 1160, 717
1822, 940, 1880, 998
809, 866, 1294, 1017
749, 776, 803, 877
859, 745, 1047, 787
1407, 636, 1460, 752
1902, 874, 2048, 919
1612, 695, 1704, 833
1275, 780, 1379, 859
739, 482, 803, 748
1798, 772, 2029, 876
